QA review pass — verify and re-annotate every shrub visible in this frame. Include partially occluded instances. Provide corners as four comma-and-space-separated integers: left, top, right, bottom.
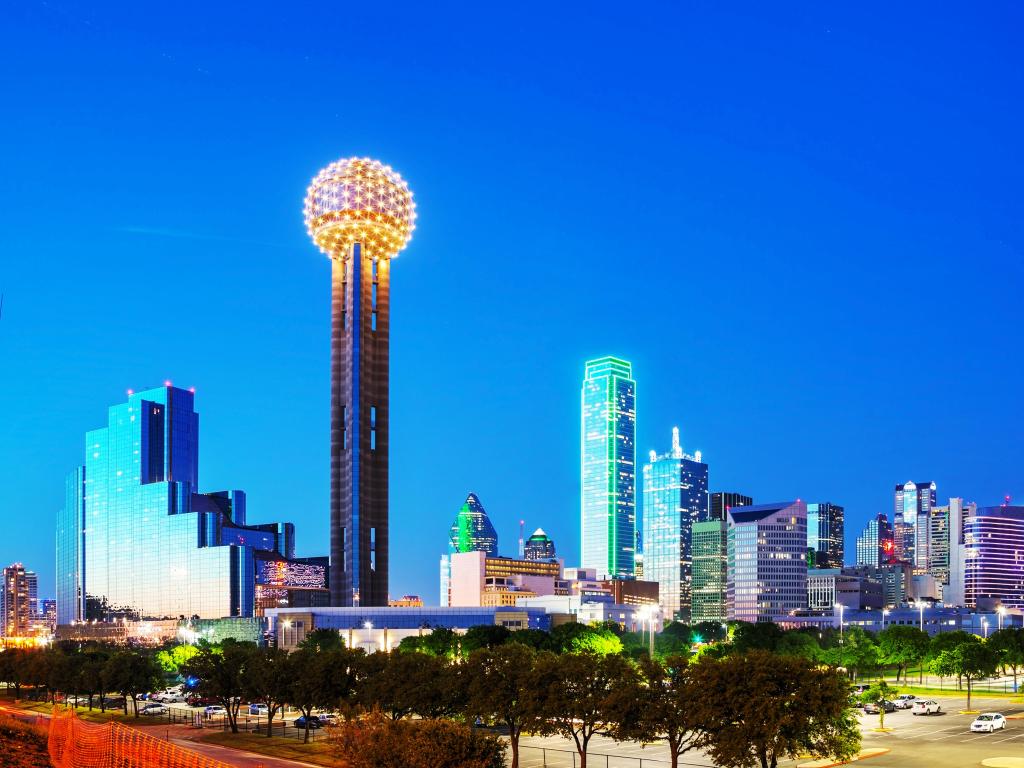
330, 711, 506, 768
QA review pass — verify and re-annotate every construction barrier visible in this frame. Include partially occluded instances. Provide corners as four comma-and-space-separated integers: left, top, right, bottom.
48, 707, 236, 768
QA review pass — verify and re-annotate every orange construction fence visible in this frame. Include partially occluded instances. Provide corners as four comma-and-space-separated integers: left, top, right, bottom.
48, 707, 237, 768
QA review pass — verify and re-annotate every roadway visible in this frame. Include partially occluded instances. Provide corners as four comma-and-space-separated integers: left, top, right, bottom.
514, 693, 1024, 768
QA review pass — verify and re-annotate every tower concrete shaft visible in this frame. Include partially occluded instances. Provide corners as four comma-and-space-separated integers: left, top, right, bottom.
330, 243, 389, 606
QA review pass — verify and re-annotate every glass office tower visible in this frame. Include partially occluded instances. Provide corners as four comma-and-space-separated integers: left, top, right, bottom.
692, 519, 728, 623
895, 481, 937, 570
642, 427, 708, 621
964, 504, 1024, 610
57, 386, 296, 624
581, 357, 636, 579
807, 502, 844, 568
1, 564, 33, 637
709, 492, 753, 523
439, 492, 500, 606
855, 513, 894, 567
727, 501, 808, 623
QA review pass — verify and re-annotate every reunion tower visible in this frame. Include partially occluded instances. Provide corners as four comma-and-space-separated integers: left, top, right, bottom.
304, 158, 416, 606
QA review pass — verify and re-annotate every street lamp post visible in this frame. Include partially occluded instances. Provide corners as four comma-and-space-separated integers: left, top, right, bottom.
835, 603, 845, 671
917, 601, 924, 633
364, 620, 373, 651
983, 618, 989, 639
882, 609, 889, 630
282, 620, 291, 648
998, 606, 1006, 632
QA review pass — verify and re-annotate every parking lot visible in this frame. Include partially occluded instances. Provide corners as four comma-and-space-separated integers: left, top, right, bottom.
514, 693, 1024, 768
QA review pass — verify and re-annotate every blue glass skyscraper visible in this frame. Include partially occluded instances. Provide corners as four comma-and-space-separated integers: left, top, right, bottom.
57, 386, 297, 625
581, 357, 636, 580
642, 427, 709, 621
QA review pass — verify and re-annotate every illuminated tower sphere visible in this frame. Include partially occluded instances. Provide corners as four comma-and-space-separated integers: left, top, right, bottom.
304, 157, 416, 607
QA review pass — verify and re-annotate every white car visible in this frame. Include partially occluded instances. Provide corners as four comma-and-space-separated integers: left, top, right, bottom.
971, 713, 1007, 733
140, 703, 168, 716
204, 705, 227, 718
248, 703, 269, 716
911, 699, 941, 715
162, 693, 187, 703
893, 694, 918, 709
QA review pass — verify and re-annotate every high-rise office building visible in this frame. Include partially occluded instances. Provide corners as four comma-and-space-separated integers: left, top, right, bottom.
727, 501, 808, 623
440, 493, 501, 606
642, 427, 708, 621
581, 356, 636, 579
963, 503, 1024, 610
524, 529, 557, 562
807, 502, 844, 569
894, 481, 937, 570
57, 386, 301, 625
305, 158, 416, 607
709, 492, 753, 523
855, 513, 894, 567
893, 512, 914, 563
692, 519, 728, 623
945, 498, 972, 607
1, 564, 33, 637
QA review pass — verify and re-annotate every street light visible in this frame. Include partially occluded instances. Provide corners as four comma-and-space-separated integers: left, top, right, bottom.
882, 609, 890, 630
998, 606, 1006, 632
982, 618, 990, 639
282, 620, 292, 648
916, 601, 924, 633
364, 620, 373, 651
835, 603, 845, 670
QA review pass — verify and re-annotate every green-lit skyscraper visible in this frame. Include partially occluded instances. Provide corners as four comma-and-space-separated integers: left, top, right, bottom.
692, 519, 728, 623
439, 492, 499, 606
581, 356, 636, 580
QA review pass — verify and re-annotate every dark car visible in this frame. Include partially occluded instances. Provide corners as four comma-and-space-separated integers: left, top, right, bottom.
863, 700, 896, 714
187, 694, 218, 707
293, 715, 324, 730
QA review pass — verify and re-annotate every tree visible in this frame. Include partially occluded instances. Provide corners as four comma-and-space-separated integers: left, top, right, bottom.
288, 647, 333, 743
688, 651, 860, 768
104, 651, 162, 716
531, 651, 638, 768
859, 680, 897, 730
330, 711, 506, 768
775, 631, 820, 661
989, 627, 1024, 690
548, 623, 623, 655
933, 641, 998, 712
155, 644, 198, 677
617, 655, 701, 768
358, 650, 457, 720
460, 625, 512, 654
242, 646, 293, 737
928, 631, 976, 689
181, 639, 255, 732
464, 644, 542, 768
692, 621, 729, 644
732, 622, 784, 654
822, 626, 878, 681
878, 626, 929, 682
505, 628, 550, 651
79, 650, 109, 711
297, 628, 345, 653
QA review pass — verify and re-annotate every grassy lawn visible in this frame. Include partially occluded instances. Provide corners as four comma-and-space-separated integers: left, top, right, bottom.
0, 691, 168, 726
0, 714, 50, 768
200, 731, 345, 767
866, 680, 1021, 700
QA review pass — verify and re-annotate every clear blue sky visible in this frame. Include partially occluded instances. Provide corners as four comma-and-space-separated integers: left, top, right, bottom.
1, 3, 1022, 601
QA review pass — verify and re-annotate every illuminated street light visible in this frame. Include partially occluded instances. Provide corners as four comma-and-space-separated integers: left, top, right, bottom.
882, 609, 890, 630
998, 606, 1006, 632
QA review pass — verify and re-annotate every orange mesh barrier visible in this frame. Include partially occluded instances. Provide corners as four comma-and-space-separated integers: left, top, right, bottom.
48, 707, 237, 768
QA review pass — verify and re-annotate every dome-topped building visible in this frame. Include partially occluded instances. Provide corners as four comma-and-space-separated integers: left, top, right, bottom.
524, 528, 557, 562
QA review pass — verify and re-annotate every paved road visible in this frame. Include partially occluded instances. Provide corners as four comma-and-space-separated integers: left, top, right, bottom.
514, 693, 1024, 768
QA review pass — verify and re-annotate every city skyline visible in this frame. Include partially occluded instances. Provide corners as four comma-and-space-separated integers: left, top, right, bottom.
3, 4, 1024, 601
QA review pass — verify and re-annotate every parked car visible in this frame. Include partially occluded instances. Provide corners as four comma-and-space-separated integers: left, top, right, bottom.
911, 699, 941, 715
248, 703, 269, 716
293, 715, 324, 730
162, 693, 187, 703
204, 705, 227, 718
863, 700, 896, 714
317, 713, 338, 725
187, 694, 217, 707
141, 703, 168, 716
893, 694, 918, 709
971, 713, 1007, 733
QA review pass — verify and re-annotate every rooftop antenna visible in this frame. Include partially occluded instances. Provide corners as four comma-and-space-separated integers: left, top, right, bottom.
671, 426, 683, 458
518, 520, 525, 558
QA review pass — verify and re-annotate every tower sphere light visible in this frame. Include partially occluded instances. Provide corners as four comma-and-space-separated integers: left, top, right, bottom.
304, 157, 416, 260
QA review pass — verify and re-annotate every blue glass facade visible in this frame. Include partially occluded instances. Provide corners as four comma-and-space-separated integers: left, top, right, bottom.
581, 357, 636, 579
641, 428, 708, 621
807, 502, 844, 569
57, 386, 297, 623
964, 505, 1024, 610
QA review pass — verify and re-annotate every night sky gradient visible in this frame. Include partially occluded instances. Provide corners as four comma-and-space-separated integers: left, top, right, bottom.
1, 3, 1022, 601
